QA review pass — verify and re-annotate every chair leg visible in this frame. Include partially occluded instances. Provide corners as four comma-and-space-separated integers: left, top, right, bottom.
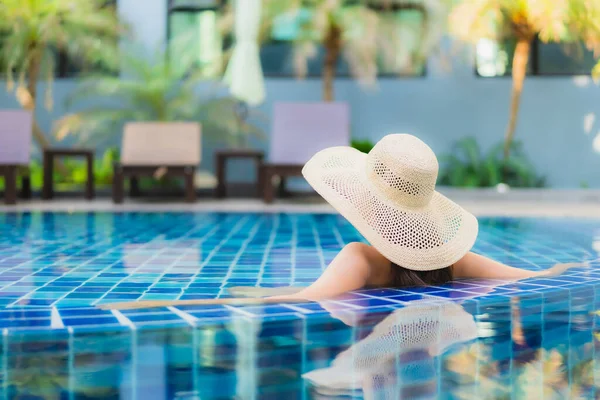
256, 160, 264, 198
184, 169, 196, 203
129, 177, 140, 197
262, 167, 275, 204
42, 152, 53, 200
86, 154, 95, 200
113, 167, 125, 204
215, 153, 226, 198
4, 166, 17, 205
278, 176, 288, 198
20, 174, 32, 199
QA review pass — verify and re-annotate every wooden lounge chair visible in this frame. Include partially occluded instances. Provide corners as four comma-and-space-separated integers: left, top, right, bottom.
260, 102, 350, 203
0, 110, 33, 205
112, 122, 201, 203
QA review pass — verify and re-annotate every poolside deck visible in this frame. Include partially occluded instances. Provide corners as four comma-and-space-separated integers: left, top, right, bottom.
1, 189, 599, 217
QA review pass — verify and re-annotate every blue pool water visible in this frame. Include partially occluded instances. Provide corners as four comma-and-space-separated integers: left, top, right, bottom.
0, 212, 599, 399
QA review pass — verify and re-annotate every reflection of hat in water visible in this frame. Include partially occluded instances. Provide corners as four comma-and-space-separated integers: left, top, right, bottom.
303, 134, 478, 271
302, 300, 478, 394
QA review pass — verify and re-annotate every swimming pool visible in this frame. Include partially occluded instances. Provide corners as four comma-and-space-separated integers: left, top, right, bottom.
0, 212, 599, 398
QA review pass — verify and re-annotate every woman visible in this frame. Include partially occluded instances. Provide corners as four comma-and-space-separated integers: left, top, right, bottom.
232, 134, 586, 302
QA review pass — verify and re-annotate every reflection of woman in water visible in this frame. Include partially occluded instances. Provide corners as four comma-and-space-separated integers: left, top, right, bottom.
233, 134, 586, 302
302, 300, 478, 399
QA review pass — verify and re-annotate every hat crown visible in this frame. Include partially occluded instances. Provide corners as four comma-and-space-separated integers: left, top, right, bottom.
366, 134, 438, 207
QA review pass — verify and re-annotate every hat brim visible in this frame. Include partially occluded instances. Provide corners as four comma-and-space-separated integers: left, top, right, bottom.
302, 146, 478, 271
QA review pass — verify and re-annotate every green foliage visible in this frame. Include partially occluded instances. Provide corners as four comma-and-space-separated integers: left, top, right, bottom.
53, 147, 118, 187
448, 0, 600, 78
438, 137, 545, 188
18, 161, 43, 190
1, 148, 121, 191
0, 0, 122, 105
95, 147, 119, 186
248, 0, 445, 81
55, 40, 265, 148
351, 139, 375, 153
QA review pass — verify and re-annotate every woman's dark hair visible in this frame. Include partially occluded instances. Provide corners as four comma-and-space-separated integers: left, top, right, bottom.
389, 263, 453, 287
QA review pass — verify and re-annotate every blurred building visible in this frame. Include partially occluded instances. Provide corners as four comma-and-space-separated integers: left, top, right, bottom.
0, 0, 599, 188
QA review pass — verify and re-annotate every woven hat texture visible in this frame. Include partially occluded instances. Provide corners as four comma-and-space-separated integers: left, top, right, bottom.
302, 133, 478, 271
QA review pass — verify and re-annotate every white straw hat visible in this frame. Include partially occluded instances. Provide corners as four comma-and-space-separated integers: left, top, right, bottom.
302, 133, 478, 271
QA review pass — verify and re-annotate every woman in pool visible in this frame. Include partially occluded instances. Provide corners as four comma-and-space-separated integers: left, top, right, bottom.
233, 133, 585, 302
103, 134, 586, 311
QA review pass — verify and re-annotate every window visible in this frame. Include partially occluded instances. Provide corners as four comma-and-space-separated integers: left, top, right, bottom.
536, 42, 598, 75
166, 0, 426, 78
56, 50, 116, 79
260, 5, 426, 77
476, 37, 597, 77
167, 0, 224, 78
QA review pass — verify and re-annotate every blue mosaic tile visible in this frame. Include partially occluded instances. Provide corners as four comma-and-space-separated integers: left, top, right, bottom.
333, 297, 402, 308
58, 308, 113, 317
126, 313, 184, 323
388, 293, 430, 302
355, 288, 405, 296
293, 301, 359, 313
232, 305, 300, 316
0, 212, 597, 339
0, 318, 52, 329
183, 309, 232, 320
61, 315, 121, 327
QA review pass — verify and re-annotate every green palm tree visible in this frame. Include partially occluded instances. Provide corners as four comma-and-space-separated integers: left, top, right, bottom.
55, 43, 263, 147
0, 0, 122, 150
254, 0, 443, 102
447, 0, 600, 160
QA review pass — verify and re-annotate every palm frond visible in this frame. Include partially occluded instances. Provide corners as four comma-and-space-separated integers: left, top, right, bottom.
341, 6, 379, 86
59, 42, 263, 146
448, 0, 506, 42
258, 0, 445, 89
449, 0, 600, 52
259, 0, 305, 42
65, 78, 150, 108
0, 0, 124, 143
55, 108, 147, 142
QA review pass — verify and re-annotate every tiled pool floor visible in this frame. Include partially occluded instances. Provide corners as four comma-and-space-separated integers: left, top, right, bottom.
0, 212, 597, 334
2, 213, 600, 399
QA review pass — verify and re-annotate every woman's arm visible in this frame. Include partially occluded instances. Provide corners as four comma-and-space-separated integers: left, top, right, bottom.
453, 252, 588, 280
